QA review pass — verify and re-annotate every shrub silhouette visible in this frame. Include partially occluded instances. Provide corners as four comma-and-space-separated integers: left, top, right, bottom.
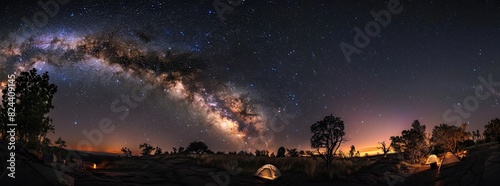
277, 146, 286, 157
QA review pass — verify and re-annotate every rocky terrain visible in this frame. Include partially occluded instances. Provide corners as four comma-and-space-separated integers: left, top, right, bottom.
2, 143, 499, 185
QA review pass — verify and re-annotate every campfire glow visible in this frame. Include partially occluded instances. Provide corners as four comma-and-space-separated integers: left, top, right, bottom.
93, 163, 96, 169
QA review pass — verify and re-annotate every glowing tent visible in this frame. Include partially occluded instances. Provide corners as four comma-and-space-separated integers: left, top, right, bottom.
439, 152, 461, 171
441, 152, 460, 165
425, 154, 439, 164
425, 154, 439, 169
254, 164, 282, 181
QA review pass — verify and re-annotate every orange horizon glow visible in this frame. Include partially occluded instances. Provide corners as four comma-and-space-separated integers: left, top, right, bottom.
65, 142, 388, 157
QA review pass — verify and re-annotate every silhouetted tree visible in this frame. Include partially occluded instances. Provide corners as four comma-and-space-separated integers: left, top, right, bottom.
270, 152, 276, 158
365, 153, 369, 157
431, 123, 469, 153
172, 147, 177, 154
139, 143, 155, 156
178, 146, 185, 153
476, 129, 482, 144
472, 129, 483, 146
0, 68, 57, 150
378, 141, 391, 157
484, 118, 500, 142
41, 137, 52, 153
154, 146, 163, 155
287, 148, 299, 157
216, 151, 225, 155
356, 151, 360, 157
390, 120, 429, 163
390, 136, 404, 154
260, 150, 269, 157
55, 137, 67, 149
254, 149, 261, 156
349, 145, 356, 158
310, 114, 347, 170
472, 130, 480, 146
121, 147, 132, 158
277, 146, 286, 157
186, 141, 209, 154
337, 150, 345, 159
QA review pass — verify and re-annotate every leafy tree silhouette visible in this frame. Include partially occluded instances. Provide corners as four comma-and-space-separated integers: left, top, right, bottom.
484, 118, 500, 142
0, 68, 57, 150
337, 150, 345, 159
139, 143, 155, 156
286, 148, 299, 157
121, 147, 132, 158
390, 120, 428, 163
310, 114, 347, 170
54, 137, 67, 158
349, 145, 356, 158
186, 141, 209, 154
216, 151, 225, 155
277, 146, 286, 157
55, 137, 67, 149
178, 146, 185, 153
431, 123, 469, 153
260, 150, 269, 157
254, 149, 261, 156
270, 152, 275, 158
154, 146, 163, 155
472, 130, 481, 146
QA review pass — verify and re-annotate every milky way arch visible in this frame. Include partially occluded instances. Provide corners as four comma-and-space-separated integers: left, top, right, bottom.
0, 30, 278, 149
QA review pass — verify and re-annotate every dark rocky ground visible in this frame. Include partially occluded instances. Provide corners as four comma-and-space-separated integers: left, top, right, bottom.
2, 143, 499, 186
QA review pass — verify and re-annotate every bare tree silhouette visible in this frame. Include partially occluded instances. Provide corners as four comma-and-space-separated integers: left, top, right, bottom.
378, 141, 391, 157
310, 114, 347, 170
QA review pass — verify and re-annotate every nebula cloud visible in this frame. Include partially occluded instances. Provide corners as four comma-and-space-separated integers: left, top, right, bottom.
0, 30, 273, 149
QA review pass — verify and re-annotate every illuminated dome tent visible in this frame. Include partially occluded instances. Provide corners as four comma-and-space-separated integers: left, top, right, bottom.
254, 164, 282, 181
425, 154, 439, 169
441, 152, 460, 166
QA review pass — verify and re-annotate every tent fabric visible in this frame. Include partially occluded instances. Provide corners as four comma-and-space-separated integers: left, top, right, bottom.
425, 154, 439, 165
441, 152, 460, 165
254, 164, 282, 180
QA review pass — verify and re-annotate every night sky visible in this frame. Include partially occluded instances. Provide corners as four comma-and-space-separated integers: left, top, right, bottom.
1, 0, 499, 155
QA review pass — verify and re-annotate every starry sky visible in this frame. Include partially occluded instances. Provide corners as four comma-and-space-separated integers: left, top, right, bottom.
1, 0, 499, 155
